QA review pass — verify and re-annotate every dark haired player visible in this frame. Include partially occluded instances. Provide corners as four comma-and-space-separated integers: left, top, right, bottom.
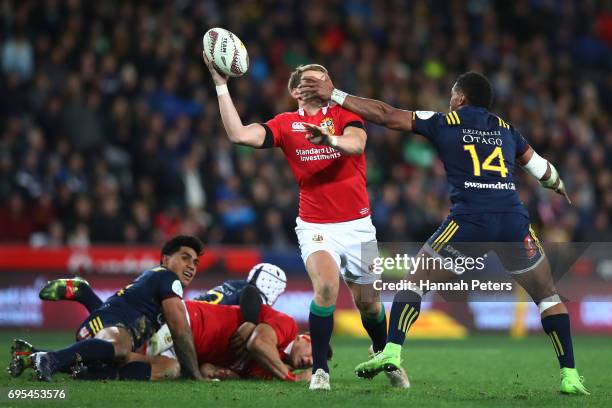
25, 235, 206, 381
299, 72, 588, 395
9, 263, 287, 378
203, 54, 408, 390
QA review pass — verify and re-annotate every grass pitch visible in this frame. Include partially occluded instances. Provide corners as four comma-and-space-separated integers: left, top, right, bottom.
0, 331, 609, 407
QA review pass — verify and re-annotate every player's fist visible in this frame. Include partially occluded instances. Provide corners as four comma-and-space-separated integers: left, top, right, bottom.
202, 51, 228, 86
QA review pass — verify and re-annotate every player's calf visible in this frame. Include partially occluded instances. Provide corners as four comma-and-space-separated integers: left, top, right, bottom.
355, 299, 387, 353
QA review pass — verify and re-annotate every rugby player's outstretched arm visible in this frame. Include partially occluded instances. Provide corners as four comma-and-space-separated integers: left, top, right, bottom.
518, 146, 571, 203
203, 52, 266, 148
298, 76, 414, 132
246, 323, 293, 381
162, 297, 203, 380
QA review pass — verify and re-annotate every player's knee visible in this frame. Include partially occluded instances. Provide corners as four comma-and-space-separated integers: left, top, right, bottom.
315, 283, 338, 304
151, 359, 180, 381
111, 342, 131, 362
355, 299, 379, 317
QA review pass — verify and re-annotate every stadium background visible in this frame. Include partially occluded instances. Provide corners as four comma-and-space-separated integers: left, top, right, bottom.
0, 0, 611, 338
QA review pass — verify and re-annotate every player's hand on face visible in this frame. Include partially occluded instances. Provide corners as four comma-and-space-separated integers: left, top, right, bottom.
202, 51, 228, 86
304, 123, 329, 145
298, 75, 334, 102
230, 322, 256, 358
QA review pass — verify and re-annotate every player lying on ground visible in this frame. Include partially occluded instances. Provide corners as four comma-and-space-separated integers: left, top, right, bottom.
13, 301, 315, 382
16, 235, 206, 382
203, 54, 408, 391
299, 72, 589, 395
10, 261, 273, 379
127, 301, 316, 381
11, 264, 307, 382
16, 262, 286, 373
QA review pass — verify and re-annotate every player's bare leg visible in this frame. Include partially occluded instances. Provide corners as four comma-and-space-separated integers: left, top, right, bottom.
94, 326, 133, 365
512, 257, 589, 395
305, 250, 339, 390
147, 355, 180, 381
348, 281, 410, 388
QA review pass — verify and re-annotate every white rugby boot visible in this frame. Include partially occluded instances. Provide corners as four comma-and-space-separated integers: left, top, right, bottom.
309, 368, 331, 390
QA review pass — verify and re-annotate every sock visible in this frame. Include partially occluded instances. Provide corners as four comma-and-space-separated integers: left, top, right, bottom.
119, 362, 152, 381
387, 290, 421, 346
75, 283, 103, 313
541, 314, 575, 368
74, 364, 120, 380
361, 303, 387, 352
51, 339, 115, 371
309, 301, 335, 374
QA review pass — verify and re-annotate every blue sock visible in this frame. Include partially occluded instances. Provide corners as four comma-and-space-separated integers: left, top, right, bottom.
119, 362, 151, 381
74, 364, 119, 380
309, 301, 335, 373
76, 284, 103, 313
361, 304, 387, 352
541, 314, 575, 368
387, 290, 421, 345
51, 339, 115, 371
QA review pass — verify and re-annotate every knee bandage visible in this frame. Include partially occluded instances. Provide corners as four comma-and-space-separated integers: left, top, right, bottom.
537, 294, 561, 313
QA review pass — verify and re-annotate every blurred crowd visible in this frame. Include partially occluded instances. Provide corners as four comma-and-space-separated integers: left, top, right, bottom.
0, 0, 611, 248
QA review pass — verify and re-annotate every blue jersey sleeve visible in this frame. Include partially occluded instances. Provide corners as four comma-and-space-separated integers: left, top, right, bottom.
193, 280, 247, 305
156, 269, 183, 300
512, 128, 530, 157
412, 111, 446, 142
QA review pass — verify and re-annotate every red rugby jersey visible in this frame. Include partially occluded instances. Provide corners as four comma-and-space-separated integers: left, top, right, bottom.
262, 104, 370, 223
185, 301, 297, 370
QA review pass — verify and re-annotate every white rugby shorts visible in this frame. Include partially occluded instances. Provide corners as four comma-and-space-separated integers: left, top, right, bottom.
295, 216, 379, 285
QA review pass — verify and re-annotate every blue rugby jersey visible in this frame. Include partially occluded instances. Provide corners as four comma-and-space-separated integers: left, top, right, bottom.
412, 106, 529, 216
103, 266, 182, 332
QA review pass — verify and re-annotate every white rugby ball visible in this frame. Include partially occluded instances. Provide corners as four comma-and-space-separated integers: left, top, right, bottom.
203, 28, 249, 77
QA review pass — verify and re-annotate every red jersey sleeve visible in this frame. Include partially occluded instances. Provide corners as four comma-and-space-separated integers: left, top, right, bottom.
261, 113, 285, 148
259, 306, 298, 350
337, 107, 365, 133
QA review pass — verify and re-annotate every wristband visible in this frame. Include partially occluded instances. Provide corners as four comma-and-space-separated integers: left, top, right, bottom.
284, 372, 297, 382
331, 89, 348, 106
329, 135, 338, 148
216, 84, 229, 96
541, 163, 559, 189
522, 150, 548, 179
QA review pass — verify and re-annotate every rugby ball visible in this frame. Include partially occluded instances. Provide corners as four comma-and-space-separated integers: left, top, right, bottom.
203, 28, 249, 77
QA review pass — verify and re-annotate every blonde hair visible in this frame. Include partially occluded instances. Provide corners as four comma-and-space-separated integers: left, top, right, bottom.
287, 64, 328, 93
